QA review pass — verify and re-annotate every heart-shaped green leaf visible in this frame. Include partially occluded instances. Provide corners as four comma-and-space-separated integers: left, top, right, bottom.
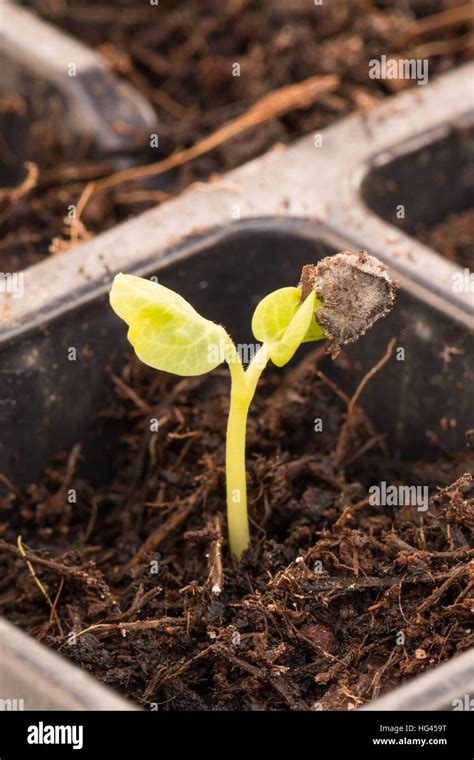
110, 273, 227, 376
251, 286, 325, 367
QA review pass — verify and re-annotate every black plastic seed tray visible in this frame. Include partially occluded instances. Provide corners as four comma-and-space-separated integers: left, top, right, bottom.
0, 60, 472, 710
0, 0, 157, 170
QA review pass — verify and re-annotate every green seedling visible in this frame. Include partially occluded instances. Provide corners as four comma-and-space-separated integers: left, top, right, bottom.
110, 251, 397, 558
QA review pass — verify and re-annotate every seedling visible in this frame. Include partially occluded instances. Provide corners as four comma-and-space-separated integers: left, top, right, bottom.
110, 251, 397, 558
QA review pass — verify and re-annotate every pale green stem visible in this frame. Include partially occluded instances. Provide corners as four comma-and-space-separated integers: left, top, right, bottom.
225, 341, 269, 558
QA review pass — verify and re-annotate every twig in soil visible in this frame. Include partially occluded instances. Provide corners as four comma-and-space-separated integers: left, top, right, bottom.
270, 563, 458, 594
314, 368, 351, 405
75, 74, 339, 220
403, 4, 474, 40
405, 33, 474, 60
333, 496, 371, 528
51, 443, 81, 507
268, 674, 308, 711
48, 576, 65, 638
167, 430, 201, 440
347, 337, 397, 418
370, 649, 400, 700
208, 515, 223, 596
125, 484, 208, 570
142, 645, 214, 702
416, 561, 473, 615
116, 585, 164, 623
0, 538, 114, 600
334, 337, 396, 465
0, 161, 38, 205
16, 535, 64, 640
83, 495, 99, 545
50, 182, 95, 253
64, 616, 182, 646
149, 89, 193, 120
450, 579, 474, 608
49, 217, 93, 254
125, 502, 195, 570
388, 534, 474, 560
110, 371, 149, 409
38, 159, 116, 188
215, 646, 308, 710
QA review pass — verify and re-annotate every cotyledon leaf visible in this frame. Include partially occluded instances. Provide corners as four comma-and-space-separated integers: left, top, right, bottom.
251, 286, 325, 367
110, 273, 227, 376
251, 287, 299, 344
